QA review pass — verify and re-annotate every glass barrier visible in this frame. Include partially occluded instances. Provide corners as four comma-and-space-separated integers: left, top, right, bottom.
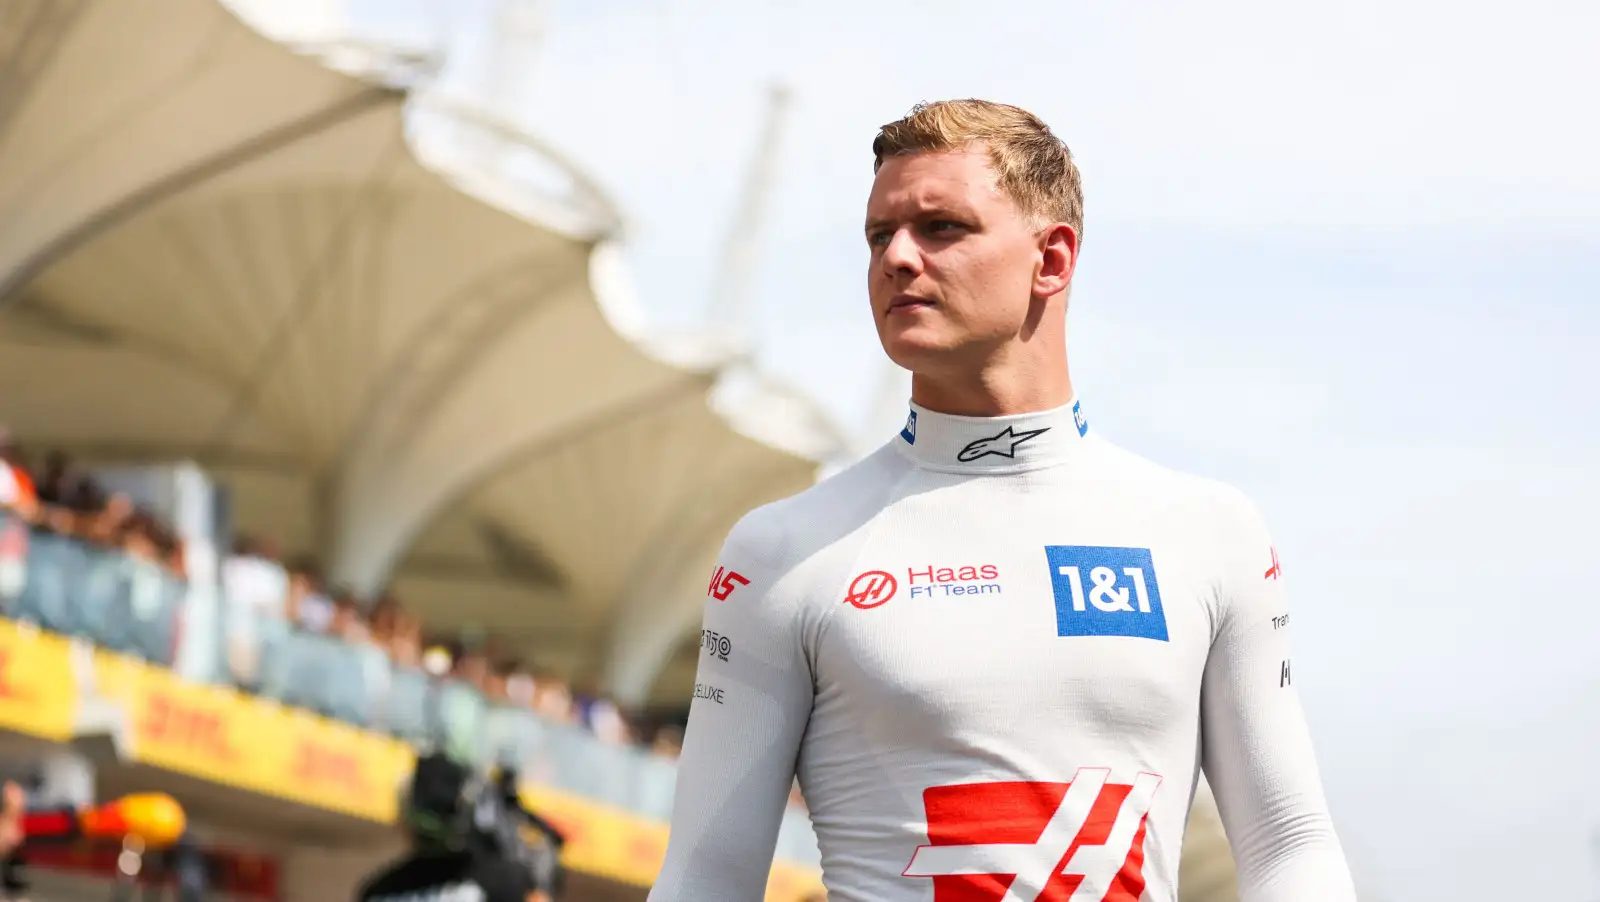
0, 514, 822, 868
2, 514, 183, 666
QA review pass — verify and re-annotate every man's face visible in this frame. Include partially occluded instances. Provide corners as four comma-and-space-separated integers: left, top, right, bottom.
865, 148, 1055, 372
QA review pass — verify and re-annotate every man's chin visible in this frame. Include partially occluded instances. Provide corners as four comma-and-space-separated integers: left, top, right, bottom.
881, 332, 960, 372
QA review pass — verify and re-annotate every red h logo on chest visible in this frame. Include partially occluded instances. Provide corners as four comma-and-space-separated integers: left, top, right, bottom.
903, 769, 1161, 902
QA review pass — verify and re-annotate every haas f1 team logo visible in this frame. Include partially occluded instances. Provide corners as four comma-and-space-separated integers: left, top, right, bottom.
844, 570, 897, 609
904, 769, 1162, 902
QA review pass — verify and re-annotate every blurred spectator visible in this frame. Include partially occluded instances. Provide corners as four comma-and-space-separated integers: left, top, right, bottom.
0, 431, 39, 524
585, 695, 631, 747
80, 491, 132, 548
532, 670, 575, 724
63, 473, 104, 518
32, 450, 70, 506
390, 612, 424, 669
330, 589, 371, 644
120, 513, 161, 565
286, 559, 334, 634
224, 537, 289, 624
482, 660, 511, 704
369, 593, 400, 644
451, 639, 491, 693
504, 666, 535, 709
650, 725, 684, 761
222, 536, 289, 685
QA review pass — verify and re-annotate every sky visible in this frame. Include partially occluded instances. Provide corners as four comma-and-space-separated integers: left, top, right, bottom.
242, 1, 1600, 898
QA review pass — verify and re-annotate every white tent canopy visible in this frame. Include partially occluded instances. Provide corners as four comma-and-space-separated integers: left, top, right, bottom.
0, 0, 840, 703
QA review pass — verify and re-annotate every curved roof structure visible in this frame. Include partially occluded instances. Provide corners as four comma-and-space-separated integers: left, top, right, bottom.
0, 0, 843, 703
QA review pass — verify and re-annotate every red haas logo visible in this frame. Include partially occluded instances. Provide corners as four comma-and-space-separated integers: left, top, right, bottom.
844, 571, 898, 609
291, 742, 370, 794
708, 566, 750, 601
139, 693, 238, 762
904, 769, 1162, 902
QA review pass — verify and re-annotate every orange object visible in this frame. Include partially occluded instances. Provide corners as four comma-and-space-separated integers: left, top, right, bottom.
78, 793, 187, 849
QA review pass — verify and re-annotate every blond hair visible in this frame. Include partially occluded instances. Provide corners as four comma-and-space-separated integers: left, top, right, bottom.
872, 99, 1084, 240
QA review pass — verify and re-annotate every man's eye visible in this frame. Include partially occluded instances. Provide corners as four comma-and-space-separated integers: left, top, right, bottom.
867, 230, 892, 247
925, 220, 964, 236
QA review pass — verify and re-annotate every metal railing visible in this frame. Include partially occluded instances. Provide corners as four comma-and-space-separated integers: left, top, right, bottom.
0, 511, 821, 868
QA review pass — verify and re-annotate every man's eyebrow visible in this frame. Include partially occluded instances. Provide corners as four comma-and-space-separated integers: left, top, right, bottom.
864, 217, 893, 235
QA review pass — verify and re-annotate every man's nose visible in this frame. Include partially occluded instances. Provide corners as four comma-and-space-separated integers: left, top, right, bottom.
880, 228, 922, 276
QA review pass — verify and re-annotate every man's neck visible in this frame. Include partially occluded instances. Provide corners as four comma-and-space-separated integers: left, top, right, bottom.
910, 359, 1074, 418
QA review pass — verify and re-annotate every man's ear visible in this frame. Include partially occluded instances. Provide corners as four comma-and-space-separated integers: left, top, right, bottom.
1035, 222, 1078, 297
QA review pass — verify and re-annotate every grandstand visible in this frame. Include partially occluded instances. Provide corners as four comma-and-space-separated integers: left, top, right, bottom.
0, 1, 1242, 900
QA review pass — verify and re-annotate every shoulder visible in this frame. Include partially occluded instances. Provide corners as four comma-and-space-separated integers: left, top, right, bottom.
709, 444, 909, 627
1085, 437, 1267, 534
1086, 441, 1279, 615
722, 442, 909, 574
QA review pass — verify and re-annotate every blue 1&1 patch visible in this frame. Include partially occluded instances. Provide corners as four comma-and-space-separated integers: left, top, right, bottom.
1044, 545, 1168, 641
901, 409, 918, 445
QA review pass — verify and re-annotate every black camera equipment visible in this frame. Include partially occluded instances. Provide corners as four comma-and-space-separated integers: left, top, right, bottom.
402, 752, 567, 897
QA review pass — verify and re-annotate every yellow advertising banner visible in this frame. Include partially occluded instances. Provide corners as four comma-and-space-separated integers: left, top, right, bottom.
0, 633, 824, 895
520, 784, 665, 886
0, 619, 78, 741
90, 650, 412, 823
765, 862, 826, 902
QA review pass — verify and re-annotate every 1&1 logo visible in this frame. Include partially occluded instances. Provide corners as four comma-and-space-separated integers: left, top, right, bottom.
1043, 546, 1168, 641
901, 409, 918, 445
844, 570, 897, 609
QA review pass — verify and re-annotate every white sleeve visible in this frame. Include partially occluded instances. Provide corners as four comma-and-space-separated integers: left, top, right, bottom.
1200, 496, 1358, 901
649, 512, 815, 902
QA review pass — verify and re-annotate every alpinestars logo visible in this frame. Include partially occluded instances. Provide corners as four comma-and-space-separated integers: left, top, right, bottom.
903, 768, 1162, 902
958, 426, 1049, 463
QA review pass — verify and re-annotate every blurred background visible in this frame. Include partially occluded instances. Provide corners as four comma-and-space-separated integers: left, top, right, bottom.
0, 1, 1594, 900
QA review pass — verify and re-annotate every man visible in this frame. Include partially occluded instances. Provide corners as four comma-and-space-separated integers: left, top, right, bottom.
650, 100, 1356, 901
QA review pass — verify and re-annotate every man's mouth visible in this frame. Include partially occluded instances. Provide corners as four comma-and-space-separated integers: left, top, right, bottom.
889, 293, 935, 313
